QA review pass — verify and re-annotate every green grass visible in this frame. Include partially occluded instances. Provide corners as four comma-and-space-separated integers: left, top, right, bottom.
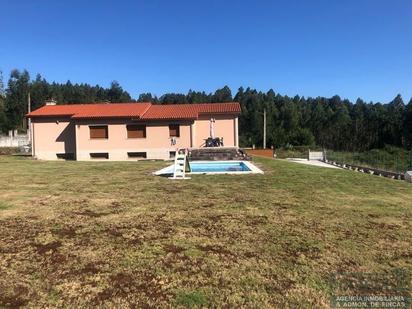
327, 146, 412, 173
0, 155, 411, 307
175, 290, 208, 308
0, 202, 10, 211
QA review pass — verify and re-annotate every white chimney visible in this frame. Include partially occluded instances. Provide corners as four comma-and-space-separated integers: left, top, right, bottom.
45, 99, 57, 106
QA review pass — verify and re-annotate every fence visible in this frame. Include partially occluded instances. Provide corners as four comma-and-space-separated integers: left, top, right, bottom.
0, 130, 29, 148
308, 151, 324, 160
245, 145, 412, 175
244, 148, 274, 158
274, 146, 323, 159
245, 147, 325, 160
326, 149, 412, 174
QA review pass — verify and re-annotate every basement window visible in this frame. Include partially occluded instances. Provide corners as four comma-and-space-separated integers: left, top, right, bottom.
89, 125, 108, 139
169, 151, 176, 159
56, 153, 75, 160
127, 125, 146, 138
127, 152, 147, 159
90, 153, 109, 159
169, 124, 180, 137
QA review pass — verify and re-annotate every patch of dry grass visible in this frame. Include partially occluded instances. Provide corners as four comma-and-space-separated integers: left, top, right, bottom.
0, 156, 411, 307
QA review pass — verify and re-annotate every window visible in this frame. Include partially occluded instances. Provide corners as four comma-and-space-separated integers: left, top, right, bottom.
169, 124, 180, 137
56, 153, 75, 160
169, 151, 176, 159
127, 152, 147, 159
89, 125, 108, 139
127, 125, 146, 138
90, 153, 109, 159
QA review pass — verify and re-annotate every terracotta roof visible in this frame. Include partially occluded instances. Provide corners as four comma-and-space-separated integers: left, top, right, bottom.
196, 103, 241, 114
71, 103, 151, 119
140, 103, 241, 120
27, 102, 241, 120
140, 104, 199, 120
27, 103, 151, 119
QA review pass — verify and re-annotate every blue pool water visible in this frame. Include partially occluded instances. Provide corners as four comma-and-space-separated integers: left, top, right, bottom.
189, 161, 251, 173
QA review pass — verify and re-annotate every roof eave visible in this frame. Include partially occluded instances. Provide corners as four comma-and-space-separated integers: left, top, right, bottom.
26, 114, 75, 119
138, 117, 197, 121
198, 111, 241, 116
71, 115, 142, 120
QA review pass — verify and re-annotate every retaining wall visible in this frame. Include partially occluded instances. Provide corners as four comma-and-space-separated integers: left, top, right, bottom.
0, 132, 29, 148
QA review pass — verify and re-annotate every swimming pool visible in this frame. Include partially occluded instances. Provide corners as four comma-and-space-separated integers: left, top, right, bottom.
190, 161, 251, 173
154, 160, 263, 176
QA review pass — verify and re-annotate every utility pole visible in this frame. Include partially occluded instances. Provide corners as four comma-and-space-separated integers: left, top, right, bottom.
27, 92, 31, 142
263, 108, 266, 149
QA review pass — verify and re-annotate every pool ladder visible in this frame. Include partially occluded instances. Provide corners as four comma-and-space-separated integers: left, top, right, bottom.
170, 149, 191, 180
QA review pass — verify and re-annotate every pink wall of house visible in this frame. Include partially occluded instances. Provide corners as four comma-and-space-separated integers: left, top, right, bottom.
32, 117, 76, 160
74, 119, 193, 160
193, 115, 236, 148
32, 115, 238, 160
75, 119, 192, 150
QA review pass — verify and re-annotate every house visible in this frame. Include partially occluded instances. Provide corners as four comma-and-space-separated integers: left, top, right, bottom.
27, 101, 241, 161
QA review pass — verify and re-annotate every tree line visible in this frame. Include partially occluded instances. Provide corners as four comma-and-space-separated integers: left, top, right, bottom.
0, 69, 411, 151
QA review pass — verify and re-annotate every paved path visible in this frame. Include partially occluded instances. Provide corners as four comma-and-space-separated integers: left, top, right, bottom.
284, 158, 341, 169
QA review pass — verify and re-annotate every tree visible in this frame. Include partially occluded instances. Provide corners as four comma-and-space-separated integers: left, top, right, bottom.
30, 74, 51, 110
137, 93, 158, 103
0, 70, 6, 132
4, 69, 30, 130
211, 85, 232, 102
159, 93, 187, 104
402, 99, 412, 149
0, 70, 4, 97
1, 68, 411, 152
289, 128, 315, 146
386, 94, 404, 146
187, 90, 211, 103
107, 81, 132, 103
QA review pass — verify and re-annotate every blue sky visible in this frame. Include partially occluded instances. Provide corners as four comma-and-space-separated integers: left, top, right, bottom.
1, 0, 411, 103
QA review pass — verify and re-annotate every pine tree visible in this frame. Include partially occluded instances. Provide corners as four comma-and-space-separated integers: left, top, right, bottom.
107, 81, 132, 103
159, 93, 187, 104
402, 99, 412, 149
137, 93, 158, 103
0, 70, 6, 132
4, 69, 30, 130
212, 86, 232, 102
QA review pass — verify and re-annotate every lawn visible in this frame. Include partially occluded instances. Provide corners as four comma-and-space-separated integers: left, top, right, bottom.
0, 156, 411, 308
326, 146, 412, 173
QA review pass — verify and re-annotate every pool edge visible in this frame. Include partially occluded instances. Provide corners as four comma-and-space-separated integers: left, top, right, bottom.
153, 160, 264, 176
